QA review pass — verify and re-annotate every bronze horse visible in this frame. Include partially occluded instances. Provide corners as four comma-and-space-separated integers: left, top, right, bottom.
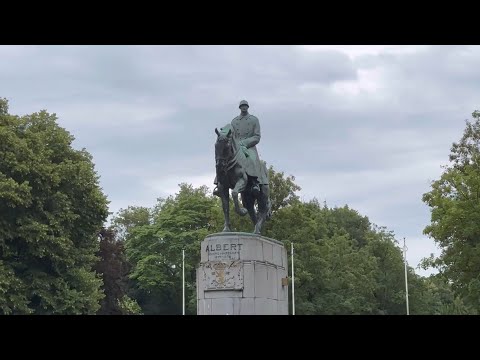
214, 126, 271, 234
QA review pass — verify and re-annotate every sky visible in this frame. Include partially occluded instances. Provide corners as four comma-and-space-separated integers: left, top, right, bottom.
2, 45, 479, 276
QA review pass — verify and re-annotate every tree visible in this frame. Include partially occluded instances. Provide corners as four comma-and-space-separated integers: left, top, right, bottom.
406, 274, 474, 315
118, 164, 447, 315
364, 228, 406, 314
265, 199, 434, 314
111, 205, 152, 242
0, 98, 108, 314
265, 201, 379, 314
267, 165, 301, 213
326, 205, 371, 248
124, 184, 219, 314
95, 227, 141, 315
121, 168, 303, 314
109, 205, 154, 314
422, 110, 480, 312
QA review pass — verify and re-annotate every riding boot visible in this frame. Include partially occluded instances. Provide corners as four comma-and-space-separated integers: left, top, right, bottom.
213, 175, 220, 197
251, 180, 260, 196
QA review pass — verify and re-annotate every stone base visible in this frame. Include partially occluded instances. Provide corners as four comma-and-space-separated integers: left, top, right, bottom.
197, 232, 289, 315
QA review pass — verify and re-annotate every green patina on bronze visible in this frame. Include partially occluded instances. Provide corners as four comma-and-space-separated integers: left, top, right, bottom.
213, 100, 272, 235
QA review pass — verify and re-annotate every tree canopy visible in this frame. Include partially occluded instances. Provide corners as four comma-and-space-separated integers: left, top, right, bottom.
422, 110, 480, 313
0, 96, 466, 315
0, 98, 109, 314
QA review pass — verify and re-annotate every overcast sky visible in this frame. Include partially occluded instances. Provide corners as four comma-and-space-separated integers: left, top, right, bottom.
2, 45, 478, 276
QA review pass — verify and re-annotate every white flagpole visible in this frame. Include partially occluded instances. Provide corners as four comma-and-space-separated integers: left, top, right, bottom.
403, 238, 410, 315
291, 242, 295, 315
182, 249, 185, 316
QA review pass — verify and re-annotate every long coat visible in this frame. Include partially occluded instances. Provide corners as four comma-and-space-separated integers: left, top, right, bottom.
230, 113, 268, 185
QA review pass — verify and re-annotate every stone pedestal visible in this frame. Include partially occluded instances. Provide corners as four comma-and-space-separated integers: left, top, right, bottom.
197, 232, 289, 315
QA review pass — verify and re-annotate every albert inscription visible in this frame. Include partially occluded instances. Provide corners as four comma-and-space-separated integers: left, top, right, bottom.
205, 242, 243, 261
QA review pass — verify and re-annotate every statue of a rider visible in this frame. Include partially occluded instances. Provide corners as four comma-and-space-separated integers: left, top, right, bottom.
213, 100, 268, 196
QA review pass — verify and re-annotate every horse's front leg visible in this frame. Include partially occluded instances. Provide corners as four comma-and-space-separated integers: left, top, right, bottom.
254, 211, 266, 234
232, 173, 248, 217
219, 184, 231, 232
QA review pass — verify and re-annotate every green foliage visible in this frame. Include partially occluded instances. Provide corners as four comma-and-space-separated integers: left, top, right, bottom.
364, 229, 406, 314
267, 166, 301, 213
0, 98, 109, 314
2, 95, 461, 315
122, 184, 218, 314
422, 110, 480, 311
266, 201, 408, 314
120, 169, 448, 315
111, 205, 152, 241
117, 295, 142, 315
95, 227, 135, 315
118, 169, 307, 314
409, 275, 475, 315
0, 260, 31, 314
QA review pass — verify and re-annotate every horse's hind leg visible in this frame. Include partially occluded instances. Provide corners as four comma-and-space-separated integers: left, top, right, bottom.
261, 184, 272, 219
254, 185, 269, 234
241, 191, 257, 227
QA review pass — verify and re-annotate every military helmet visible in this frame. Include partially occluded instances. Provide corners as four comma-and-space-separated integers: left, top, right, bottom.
239, 100, 249, 108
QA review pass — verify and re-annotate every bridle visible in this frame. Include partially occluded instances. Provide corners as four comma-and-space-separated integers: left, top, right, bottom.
215, 136, 240, 174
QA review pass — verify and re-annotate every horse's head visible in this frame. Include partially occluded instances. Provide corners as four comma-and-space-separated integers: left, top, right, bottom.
215, 127, 234, 171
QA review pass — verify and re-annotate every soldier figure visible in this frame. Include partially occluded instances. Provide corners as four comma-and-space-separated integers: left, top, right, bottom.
213, 100, 268, 197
